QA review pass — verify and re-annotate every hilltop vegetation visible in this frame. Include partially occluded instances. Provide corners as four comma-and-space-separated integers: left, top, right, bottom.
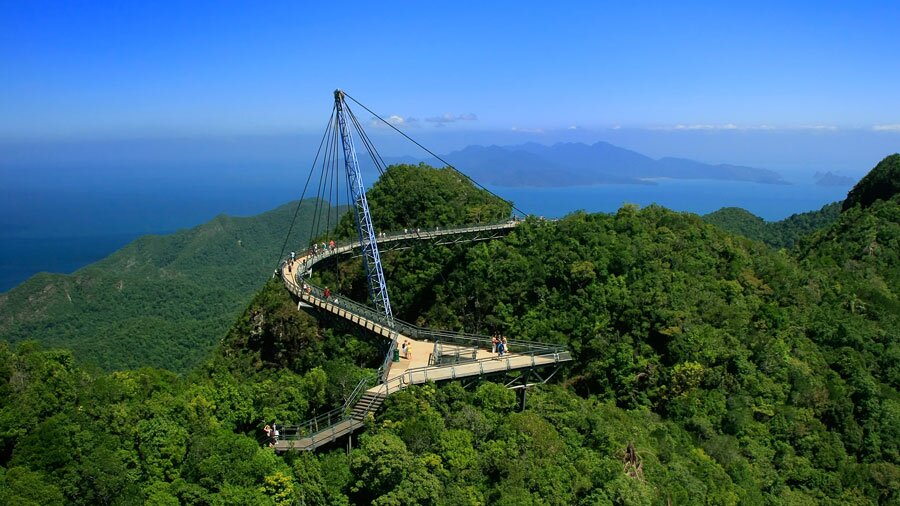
703, 201, 842, 249
0, 200, 328, 372
1, 158, 899, 505
333, 163, 512, 240
843, 153, 900, 211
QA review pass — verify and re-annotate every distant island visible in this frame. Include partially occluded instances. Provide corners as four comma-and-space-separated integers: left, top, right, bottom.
814, 170, 856, 186
388, 141, 786, 187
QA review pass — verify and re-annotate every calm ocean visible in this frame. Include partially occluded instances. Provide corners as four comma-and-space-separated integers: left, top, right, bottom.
488, 179, 849, 221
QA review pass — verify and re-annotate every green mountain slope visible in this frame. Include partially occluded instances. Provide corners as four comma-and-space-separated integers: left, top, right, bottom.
0, 200, 328, 372
703, 201, 842, 249
843, 153, 900, 211
333, 162, 513, 239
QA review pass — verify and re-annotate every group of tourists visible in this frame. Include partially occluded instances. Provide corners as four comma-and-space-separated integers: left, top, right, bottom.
400, 340, 413, 360
262, 423, 279, 447
307, 239, 337, 258
491, 335, 510, 357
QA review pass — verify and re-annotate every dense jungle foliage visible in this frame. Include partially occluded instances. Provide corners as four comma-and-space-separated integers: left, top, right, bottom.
2, 156, 899, 504
843, 154, 900, 211
0, 200, 328, 372
703, 202, 841, 249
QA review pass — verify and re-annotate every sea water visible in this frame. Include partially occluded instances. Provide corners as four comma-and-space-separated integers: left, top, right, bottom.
488, 179, 849, 221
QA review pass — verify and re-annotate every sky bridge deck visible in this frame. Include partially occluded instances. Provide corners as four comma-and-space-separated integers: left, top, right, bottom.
274, 222, 571, 451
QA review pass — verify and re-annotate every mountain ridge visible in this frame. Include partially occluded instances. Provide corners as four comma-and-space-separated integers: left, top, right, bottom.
0, 200, 328, 372
388, 140, 786, 187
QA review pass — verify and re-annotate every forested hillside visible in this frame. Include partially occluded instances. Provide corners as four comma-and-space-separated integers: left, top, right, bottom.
333, 163, 513, 239
703, 201, 841, 249
843, 154, 900, 211
1, 158, 898, 505
0, 200, 328, 372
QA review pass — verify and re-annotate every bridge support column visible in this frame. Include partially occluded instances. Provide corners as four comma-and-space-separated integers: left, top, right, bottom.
520, 371, 530, 411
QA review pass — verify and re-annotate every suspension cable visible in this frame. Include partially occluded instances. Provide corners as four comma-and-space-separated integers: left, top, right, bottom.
280, 91, 526, 271
343, 92, 526, 217
277, 105, 336, 268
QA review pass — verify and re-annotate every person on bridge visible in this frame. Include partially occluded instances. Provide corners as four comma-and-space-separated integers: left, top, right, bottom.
401, 341, 408, 359
502, 336, 509, 354
329, 239, 335, 249
324, 287, 331, 299
263, 424, 273, 447
290, 251, 295, 261
491, 335, 498, 354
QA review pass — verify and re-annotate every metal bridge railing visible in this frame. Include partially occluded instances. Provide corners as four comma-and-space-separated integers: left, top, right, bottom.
277, 367, 381, 442
298, 219, 521, 263
287, 273, 567, 362
275, 220, 571, 446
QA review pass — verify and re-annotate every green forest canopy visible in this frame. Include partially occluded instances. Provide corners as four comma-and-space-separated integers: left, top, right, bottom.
2, 156, 899, 504
703, 202, 842, 249
333, 163, 513, 240
843, 153, 900, 211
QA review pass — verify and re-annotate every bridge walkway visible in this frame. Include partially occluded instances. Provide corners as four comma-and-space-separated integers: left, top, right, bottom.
273, 221, 571, 452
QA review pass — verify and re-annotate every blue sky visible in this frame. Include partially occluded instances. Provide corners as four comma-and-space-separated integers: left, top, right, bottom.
1, 1, 899, 173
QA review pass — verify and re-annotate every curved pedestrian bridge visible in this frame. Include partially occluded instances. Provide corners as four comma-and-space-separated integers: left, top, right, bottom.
274, 220, 572, 451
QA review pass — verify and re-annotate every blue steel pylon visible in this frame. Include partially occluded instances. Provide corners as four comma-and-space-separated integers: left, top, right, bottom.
334, 89, 394, 322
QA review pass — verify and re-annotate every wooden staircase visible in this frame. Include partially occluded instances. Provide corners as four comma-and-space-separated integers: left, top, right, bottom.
350, 391, 386, 422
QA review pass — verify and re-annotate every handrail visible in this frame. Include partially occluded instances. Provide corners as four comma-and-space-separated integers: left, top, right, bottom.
295, 219, 521, 273
286, 271, 565, 359
279, 391, 375, 443
275, 335, 570, 444
278, 369, 380, 441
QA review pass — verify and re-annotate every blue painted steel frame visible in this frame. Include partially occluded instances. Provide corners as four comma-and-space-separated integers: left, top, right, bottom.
334, 90, 394, 322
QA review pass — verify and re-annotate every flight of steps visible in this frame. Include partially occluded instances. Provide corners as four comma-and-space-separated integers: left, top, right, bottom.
350, 390, 386, 422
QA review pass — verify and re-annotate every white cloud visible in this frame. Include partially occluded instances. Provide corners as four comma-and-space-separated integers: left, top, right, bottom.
651, 124, 833, 132
511, 126, 544, 133
675, 123, 739, 130
369, 115, 418, 128
425, 113, 478, 124
873, 124, 900, 132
